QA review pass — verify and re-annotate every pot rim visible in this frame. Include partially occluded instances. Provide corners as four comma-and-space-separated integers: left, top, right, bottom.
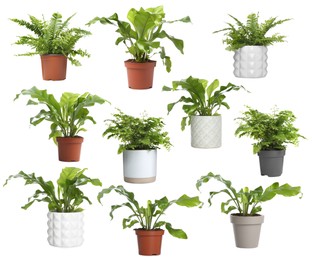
56, 136, 84, 140
48, 211, 84, 215
237, 45, 268, 49
125, 59, 156, 63
191, 115, 222, 118
230, 213, 264, 224
40, 54, 67, 57
134, 228, 165, 235
124, 148, 157, 152
258, 149, 286, 156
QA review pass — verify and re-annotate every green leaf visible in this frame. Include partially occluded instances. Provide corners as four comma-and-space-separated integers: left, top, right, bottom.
165, 223, 187, 239
162, 85, 172, 91
206, 79, 219, 99
174, 194, 202, 207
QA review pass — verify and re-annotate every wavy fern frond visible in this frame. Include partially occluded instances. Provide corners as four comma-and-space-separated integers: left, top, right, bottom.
11, 12, 91, 66
214, 13, 291, 51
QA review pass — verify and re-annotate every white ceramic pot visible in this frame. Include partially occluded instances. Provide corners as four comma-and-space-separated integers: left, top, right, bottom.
230, 214, 264, 248
233, 46, 268, 78
47, 212, 84, 248
123, 149, 157, 183
191, 116, 221, 148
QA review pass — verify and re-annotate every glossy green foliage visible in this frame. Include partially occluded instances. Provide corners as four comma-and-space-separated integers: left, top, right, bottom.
214, 13, 291, 51
4, 167, 102, 212
11, 12, 91, 65
102, 110, 172, 154
87, 6, 191, 72
235, 106, 305, 153
163, 76, 245, 130
98, 185, 202, 238
196, 172, 302, 216
14, 86, 109, 141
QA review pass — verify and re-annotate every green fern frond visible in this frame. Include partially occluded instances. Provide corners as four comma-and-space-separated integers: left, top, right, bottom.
214, 13, 291, 51
11, 13, 91, 66
10, 17, 44, 36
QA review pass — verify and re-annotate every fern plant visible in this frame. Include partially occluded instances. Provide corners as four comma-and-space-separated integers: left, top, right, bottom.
11, 12, 91, 65
214, 13, 291, 51
235, 106, 305, 154
102, 110, 172, 154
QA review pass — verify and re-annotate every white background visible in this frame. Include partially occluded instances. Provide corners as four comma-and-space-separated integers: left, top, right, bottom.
0, 0, 310, 259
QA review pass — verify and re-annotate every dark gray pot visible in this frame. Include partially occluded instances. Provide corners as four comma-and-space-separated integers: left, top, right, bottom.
258, 150, 286, 177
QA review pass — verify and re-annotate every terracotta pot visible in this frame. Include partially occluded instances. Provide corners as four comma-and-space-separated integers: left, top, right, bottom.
41, 54, 67, 80
124, 60, 156, 89
135, 229, 164, 256
56, 137, 83, 162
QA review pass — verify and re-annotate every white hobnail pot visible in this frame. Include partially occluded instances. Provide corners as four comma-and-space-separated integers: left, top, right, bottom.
233, 46, 268, 78
47, 212, 84, 248
123, 149, 157, 183
191, 115, 221, 148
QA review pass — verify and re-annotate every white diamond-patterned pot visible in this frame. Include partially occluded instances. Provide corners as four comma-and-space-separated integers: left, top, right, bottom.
233, 46, 268, 78
191, 115, 221, 148
47, 212, 84, 248
123, 149, 157, 183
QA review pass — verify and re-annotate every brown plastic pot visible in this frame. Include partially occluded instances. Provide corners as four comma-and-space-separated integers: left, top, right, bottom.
41, 54, 67, 81
135, 229, 164, 255
124, 59, 156, 89
56, 136, 83, 162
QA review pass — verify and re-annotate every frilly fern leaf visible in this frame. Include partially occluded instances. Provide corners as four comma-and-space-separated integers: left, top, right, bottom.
214, 12, 291, 51
11, 12, 91, 66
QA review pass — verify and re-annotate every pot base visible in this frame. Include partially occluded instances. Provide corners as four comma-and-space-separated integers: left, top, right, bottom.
124, 176, 156, 184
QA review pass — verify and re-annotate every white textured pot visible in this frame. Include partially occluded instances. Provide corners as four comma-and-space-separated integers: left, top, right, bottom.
47, 212, 84, 248
230, 214, 264, 248
233, 46, 268, 78
191, 115, 221, 148
123, 149, 157, 183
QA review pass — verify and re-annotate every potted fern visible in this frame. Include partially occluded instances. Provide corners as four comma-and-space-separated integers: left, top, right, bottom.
11, 12, 91, 80
196, 172, 302, 248
87, 6, 191, 89
235, 106, 305, 177
163, 76, 245, 148
213, 13, 291, 78
102, 110, 172, 183
98, 185, 202, 255
14, 87, 109, 162
3, 167, 102, 247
